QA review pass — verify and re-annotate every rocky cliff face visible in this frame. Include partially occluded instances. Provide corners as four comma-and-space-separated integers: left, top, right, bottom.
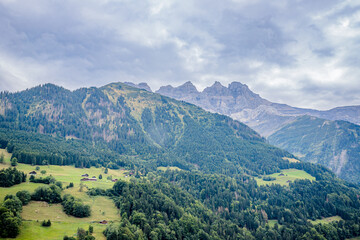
155, 81, 360, 137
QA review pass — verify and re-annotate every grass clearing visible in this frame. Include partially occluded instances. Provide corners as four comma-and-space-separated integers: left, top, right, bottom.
3, 220, 107, 240
267, 220, 279, 228
157, 166, 183, 171
0, 182, 46, 203
255, 168, 315, 186
310, 216, 343, 225
0, 148, 12, 162
0, 148, 126, 190
282, 157, 300, 163
0, 148, 123, 239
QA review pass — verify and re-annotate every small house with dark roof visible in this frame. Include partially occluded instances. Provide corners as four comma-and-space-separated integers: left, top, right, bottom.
81, 173, 89, 177
29, 171, 37, 175
99, 220, 108, 224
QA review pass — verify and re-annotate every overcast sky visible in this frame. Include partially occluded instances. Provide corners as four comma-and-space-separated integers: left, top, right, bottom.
0, 0, 360, 110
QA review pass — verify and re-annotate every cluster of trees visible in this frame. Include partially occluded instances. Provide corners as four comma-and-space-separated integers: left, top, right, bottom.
29, 175, 56, 184
62, 194, 91, 218
31, 185, 62, 203
0, 167, 26, 187
93, 179, 254, 240
41, 219, 51, 227
0, 191, 31, 238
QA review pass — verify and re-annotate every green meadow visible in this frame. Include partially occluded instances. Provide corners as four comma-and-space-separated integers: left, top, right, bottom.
4, 221, 107, 240
157, 166, 183, 171
0, 149, 124, 239
310, 216, 343, 225
255, 168, 316, 186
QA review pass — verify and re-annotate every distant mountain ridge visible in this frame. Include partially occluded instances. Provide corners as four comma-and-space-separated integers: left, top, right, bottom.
152, 81, 360, 136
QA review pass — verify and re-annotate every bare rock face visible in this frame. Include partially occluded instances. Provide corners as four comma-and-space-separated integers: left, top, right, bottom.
155, 81, 360, 137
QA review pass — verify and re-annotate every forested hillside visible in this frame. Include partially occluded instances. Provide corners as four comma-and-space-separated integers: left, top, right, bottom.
1, 83, 360, 239
268, 115, 360, 183
0, 82, 292, 175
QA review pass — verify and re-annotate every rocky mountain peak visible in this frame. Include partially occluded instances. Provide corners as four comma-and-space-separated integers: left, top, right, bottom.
203, 81, 229, 96
177, 81, 199, 94
124, 82, 152, 92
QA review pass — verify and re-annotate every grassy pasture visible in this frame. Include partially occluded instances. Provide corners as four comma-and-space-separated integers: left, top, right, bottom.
3, 221, 107, 240
255, 168, 315, 186
282, 157, 300, 163
0, 148, 125, 239
267, 220, 279, 228
157, 166, 183, 171
310, 216, 343, 225
0, 148, 126, 190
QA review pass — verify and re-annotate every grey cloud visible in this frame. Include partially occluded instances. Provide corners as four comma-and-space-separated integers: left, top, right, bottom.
0, 0, 359, 110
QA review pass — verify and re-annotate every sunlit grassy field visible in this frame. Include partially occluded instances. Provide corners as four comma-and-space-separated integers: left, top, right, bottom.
4, 221, 108, 240
282, 157, 300, 163
310, 216, 343, 225
255, 168, 316, 186
0, 148, 124, 239
157, 166, 183, 171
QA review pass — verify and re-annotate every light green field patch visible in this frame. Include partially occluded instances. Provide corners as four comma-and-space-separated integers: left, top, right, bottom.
0, 148, 126, 190
256, 169, 315, 186
157, 166, 183, 171
282, 157, 300, 163
0, 182, 46, 203
310, 216, 343, 225
22, 198, 119, 223
267, 220, 279, 228
3, 220, 107, 240
0, 148, 12, 163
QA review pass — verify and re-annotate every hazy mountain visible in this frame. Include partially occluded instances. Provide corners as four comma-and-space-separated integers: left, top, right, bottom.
156, 81, 360, 137
268, 115, 360, 183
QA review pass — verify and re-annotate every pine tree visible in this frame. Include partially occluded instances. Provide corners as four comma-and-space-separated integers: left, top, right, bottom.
0, 152, 4, 164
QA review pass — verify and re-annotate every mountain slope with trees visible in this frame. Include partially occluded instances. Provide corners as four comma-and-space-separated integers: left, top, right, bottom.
1, 82, 360, 239
268, 115, 360, 183
0, 82, 293, 175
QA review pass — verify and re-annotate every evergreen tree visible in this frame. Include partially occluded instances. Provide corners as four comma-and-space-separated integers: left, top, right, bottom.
11, 157, 18, 167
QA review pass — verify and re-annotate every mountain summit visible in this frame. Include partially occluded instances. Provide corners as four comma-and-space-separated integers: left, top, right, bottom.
156, 81, 360, 136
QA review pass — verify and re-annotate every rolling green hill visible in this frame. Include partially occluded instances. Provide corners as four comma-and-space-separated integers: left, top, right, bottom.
268, 115, 360, 183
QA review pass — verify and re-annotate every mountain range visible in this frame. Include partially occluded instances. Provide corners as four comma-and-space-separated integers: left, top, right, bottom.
2, 82, 360, 240
131, 81, 360, 183
153, 81, 360, 137
0, 82, 292, 175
